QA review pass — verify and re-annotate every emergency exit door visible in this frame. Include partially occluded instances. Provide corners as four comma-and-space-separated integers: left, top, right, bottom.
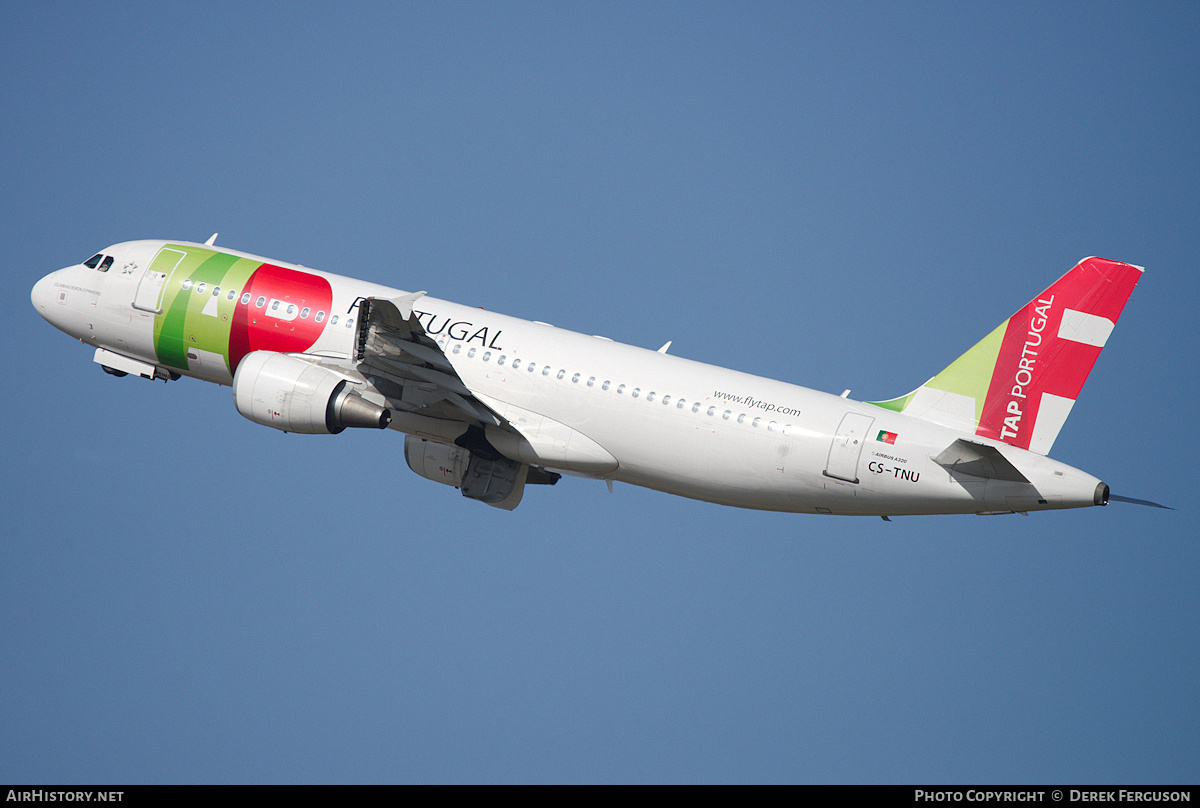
133, 248, 185, 313
824, 413, 875, 484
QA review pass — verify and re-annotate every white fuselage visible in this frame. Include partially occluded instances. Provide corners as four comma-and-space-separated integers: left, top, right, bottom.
32, 240, 1106, 516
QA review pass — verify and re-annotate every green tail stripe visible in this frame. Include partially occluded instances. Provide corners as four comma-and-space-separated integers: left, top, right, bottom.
923, 320, 1007, 427
867, 319, 1008, 428
869, 390, 915, 413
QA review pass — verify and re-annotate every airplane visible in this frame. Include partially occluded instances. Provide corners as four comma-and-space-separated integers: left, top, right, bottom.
31, 235, 1153, 515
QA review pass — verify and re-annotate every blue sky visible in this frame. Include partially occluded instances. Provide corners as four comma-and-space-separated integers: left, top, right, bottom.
2, 1, 1197, 783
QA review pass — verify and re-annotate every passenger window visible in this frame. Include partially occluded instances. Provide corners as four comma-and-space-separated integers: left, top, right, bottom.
330, 315, 339, 325
227, 290, 237, 301
84, 254, 103, 269
182, 279, 193, 291
571, 373, 580, 383
315, 311, 325, 322
737, 414, 747, 424
527, 363, 536, 373
256, 296, 266, 307
646, 392, 655, 402
98, 256, 114, 272
557, 370, 565, 380
617, 384, 626, 394
452, 345, 461, 354
287, 304, 296, 315
722, 411, 731, 420
271, 300, 280, 311
661, 396, 670, 406
511, 359, 520, 369
482, 352, 491, 362
212, 286, 221, 297
196, 283, 206, 294
753, 417, 762, 428
241, 293, 251, 304
768, 421, 777, 431
301, 307, 310, 318
587, 377, 595, 387
631, 388, 640, 398
602, 380, 611, 391
677, 400, 686, 409
497, 356, 506, 366
346, 318, 353, 328
468, 348, 477, 358
707, 407, 716, 417
542, 366, 551, 376
692, 403, 701, 413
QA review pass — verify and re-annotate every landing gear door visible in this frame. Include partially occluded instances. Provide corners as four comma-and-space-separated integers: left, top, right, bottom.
133, 247, 185, 314
824, 413, 875, 484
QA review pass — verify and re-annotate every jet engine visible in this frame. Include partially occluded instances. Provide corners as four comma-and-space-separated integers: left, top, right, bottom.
404, 435, 470, 488
232, 351, 391, 434
404, 435, 530, 510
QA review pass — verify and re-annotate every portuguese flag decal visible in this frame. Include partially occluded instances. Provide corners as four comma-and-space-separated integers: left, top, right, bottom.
877, 430, 898, 444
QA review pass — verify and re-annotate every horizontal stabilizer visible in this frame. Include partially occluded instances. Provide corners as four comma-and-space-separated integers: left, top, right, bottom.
933, 439, 1029, 483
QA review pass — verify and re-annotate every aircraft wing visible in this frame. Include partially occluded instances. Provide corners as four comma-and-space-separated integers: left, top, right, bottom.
355, 293, 615, 478
353, 293, 501, 426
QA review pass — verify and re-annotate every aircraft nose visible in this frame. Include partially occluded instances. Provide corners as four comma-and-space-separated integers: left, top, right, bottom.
32, 268, 79, 336
31, 271, 56, 316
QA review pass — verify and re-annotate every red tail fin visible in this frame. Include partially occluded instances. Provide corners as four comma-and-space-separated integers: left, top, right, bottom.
978, 257, 1142, 452
870, 257, 1143, 454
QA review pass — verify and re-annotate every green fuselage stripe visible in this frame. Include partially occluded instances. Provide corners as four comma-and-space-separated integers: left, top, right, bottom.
153, 247, 261, 373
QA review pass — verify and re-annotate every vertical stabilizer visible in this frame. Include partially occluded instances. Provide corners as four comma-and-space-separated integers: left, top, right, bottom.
869, 257, 1142, 454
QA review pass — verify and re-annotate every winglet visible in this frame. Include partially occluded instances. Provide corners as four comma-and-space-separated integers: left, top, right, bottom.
870, 257, 1143, 455
390, 291, 427, 321
368, 291, 427, 329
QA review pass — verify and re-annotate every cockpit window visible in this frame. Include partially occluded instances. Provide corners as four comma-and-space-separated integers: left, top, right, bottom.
97, 256, 114, 272
84, 254, 103, 269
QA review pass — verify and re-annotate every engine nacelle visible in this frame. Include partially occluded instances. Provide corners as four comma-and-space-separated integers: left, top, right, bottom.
404, 435, 470, 488
232, 351, 391, 434
404, 435, 528, 510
